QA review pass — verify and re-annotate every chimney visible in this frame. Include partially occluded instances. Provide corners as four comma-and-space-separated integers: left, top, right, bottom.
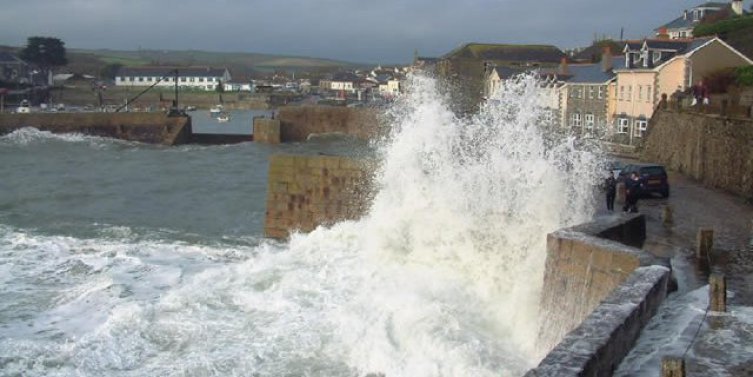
602, 46, 613, 72
559, 57, 569, 76
732, 0, 743, 16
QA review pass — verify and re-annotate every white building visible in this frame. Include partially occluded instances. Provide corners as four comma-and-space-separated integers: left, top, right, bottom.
654, 1, 742, 40
115, 67, 231, 91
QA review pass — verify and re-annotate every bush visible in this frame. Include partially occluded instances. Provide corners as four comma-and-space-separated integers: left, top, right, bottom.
736, 66, 753, 86
694, 15, 753, 37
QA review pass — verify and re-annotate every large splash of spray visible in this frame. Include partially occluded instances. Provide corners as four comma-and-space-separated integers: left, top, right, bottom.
306, 73, 604, 375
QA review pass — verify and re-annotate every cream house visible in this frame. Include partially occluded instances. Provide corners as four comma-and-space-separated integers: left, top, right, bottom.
612, 37, 753, 145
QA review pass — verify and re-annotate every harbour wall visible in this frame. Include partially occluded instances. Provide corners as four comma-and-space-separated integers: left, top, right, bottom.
263, 154, 674, 376
0, 112, 192, 145
642, 108, 753, 199
529, 214, 672, 376
264, 154, 372, 239
277, 106, 381, 142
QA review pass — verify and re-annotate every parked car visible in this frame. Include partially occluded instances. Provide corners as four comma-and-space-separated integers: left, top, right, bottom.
618, 163, 670, 198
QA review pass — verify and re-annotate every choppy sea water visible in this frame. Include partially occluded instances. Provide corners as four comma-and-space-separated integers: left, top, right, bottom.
0, 74, 604, 376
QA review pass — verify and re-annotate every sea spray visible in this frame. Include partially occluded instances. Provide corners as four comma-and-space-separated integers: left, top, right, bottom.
0, 73, 604, 377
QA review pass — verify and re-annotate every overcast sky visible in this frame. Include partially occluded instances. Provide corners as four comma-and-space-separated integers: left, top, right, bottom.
0, 0, 750, 64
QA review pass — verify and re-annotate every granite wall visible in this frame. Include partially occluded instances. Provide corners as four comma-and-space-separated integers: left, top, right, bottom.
0, 112, 192, 145
277, 106, 381, 142
264, 154, 371, 239
642, 108, 753, 199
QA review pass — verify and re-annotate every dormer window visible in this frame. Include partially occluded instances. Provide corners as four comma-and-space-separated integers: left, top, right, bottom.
653, 51, 661, 62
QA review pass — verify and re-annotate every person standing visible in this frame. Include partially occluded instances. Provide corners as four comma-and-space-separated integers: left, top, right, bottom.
605, 172, 617, 211
623, 172, 643, 213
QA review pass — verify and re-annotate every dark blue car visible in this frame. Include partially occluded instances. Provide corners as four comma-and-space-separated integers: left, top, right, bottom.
618, 163, 670, 198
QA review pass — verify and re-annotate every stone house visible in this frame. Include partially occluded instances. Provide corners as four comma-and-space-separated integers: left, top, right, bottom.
654, 1, 743, 39
561, 53, 625, 139
612, 36, 753, 145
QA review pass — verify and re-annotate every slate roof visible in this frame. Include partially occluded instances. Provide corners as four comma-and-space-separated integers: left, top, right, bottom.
443, 43, 565, 63
492, 66, 529, 78
564, 57, 626, 84
656, 2, 728, 30
117, 66, 227, 77
331, 72, 359, 82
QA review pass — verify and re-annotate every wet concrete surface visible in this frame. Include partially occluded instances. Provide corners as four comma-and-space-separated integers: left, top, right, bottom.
598, 160, 753, 303
600, 161, 753, 376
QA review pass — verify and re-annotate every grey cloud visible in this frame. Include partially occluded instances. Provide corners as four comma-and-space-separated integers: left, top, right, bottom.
0, 0, 748, 63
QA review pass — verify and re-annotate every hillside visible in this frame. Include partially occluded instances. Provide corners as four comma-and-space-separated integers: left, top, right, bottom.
1, 45, 361, 80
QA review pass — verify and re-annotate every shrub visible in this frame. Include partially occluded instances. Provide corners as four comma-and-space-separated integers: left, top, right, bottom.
736, 66, 753, 87
694, 15, 753, 37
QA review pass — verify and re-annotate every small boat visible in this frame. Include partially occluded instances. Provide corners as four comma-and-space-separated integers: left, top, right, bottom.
209, 104, 224, 116
217, 112, 230, 122
16, 99, 31, 113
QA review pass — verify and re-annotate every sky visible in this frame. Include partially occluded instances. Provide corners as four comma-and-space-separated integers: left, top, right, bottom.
0, 0, 750, 64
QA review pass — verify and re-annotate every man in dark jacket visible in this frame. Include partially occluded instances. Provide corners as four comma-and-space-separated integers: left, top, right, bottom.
605, 172, 617, 211
623, 172, 643, 213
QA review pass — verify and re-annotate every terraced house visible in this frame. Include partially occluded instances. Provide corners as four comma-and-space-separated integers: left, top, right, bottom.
559, 50, 625, 139
612, 36, 752, 145
115, 67, 231, 91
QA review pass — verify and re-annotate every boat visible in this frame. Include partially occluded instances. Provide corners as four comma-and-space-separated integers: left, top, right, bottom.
16, 99, 31, 113
209, 104, 224, 116
217, 112, 230, 122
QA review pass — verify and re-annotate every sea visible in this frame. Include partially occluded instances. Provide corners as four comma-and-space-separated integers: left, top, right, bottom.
0, 75, 605, 376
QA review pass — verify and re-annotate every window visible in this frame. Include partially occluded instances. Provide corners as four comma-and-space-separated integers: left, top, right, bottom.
138, 77, 144, 82
180, 77, 187, 82
646, 85, 652, 102
627, 85, 632, 100
598, 87, 605, 99
585, 113, 595, 129
199, 77, 205, 82
589, 86, 596, 99
189, 77, 195, 83
620, 86, 625, 100
635, 120, 648, 137
617, 118, 629, 134
571, 112, 582, 127
638, 85, 643, 100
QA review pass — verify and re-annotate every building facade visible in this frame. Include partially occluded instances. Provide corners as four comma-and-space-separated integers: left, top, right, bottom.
115, 67, 231, 91
612, 37, 753, 144
654, 1, 742, 39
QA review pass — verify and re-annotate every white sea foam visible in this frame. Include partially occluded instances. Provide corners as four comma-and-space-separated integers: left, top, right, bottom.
0, 127, 135, 148
0, 74, 604, 376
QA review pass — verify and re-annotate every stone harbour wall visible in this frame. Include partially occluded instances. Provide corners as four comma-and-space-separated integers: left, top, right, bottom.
277, 106, 381, 142
642, 108, 753, 199
531, 213, 671, 376
0, 112, 192, 145
264, 154, 372, 239
527, 265, 671, 377
253, 118, 281, 144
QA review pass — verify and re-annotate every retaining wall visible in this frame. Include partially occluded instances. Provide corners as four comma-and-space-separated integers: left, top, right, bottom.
0, 112, 192, 145
277, 106, 380, 142
642, 108, 753, 199
264, 154, 371, 239
529, 214, 672, 376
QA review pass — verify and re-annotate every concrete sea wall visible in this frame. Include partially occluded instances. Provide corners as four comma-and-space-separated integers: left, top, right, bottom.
530, 214, 671, 376
264, 154, 371, 239
277, 106, 380, 142
642, 108, 753, 199
0, 112, 192, 145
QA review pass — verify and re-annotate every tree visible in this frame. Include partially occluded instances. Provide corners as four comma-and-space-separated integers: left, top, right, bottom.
19, 36, 68, 85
